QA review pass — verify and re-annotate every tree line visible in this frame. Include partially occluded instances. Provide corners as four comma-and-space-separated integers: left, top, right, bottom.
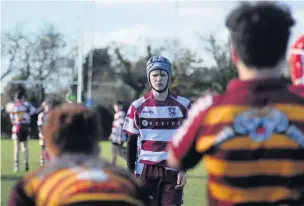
1, 24, 238, 138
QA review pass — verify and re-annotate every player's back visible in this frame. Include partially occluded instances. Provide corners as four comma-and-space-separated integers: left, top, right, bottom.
10, 101, 34, 124
198, 79, 304, 205
8, 154, 149, 206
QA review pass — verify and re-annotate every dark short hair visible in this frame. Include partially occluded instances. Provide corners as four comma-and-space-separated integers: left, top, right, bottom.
15, 91, 24, 100
115, 100, 123, 106
43, 103, 102, 155
226, 1, 295, 69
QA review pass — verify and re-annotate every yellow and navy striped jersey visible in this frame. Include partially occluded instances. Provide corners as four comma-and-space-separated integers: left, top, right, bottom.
8, 154, 149, 206
169, 78, 304, 206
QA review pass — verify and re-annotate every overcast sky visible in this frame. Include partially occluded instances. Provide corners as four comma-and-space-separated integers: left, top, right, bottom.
1, 0, 304, 92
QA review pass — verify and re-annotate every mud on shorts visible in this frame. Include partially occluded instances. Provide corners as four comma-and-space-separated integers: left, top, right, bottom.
12, 124, 30, 142
139, 164, 184, 206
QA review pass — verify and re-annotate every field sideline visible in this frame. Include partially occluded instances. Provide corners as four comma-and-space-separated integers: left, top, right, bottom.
1, 139, 208, 206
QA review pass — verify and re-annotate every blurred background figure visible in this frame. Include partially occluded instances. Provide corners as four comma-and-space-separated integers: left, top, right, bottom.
37, 98, 62, 166
109, 100, 127, 165
289, 35, 304, 97
10, 90, 36, 172
8, 103, 149, 206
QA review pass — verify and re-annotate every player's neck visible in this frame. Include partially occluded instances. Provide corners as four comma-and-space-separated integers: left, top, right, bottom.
152, 89, 169, 101
237, 61, 283, 81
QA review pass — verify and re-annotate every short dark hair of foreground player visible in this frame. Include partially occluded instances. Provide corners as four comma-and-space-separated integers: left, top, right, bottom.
8, 103, 149, 206
168, 1, 304, 206
226, 1, 295, 69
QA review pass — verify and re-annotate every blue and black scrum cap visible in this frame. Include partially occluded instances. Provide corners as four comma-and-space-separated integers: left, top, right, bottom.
146, 56, 172, 83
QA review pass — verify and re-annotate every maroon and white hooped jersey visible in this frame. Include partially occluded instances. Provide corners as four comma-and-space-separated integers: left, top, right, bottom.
37, 111, 48, 128
123, 91, 191, 167
10, 101, 36, 125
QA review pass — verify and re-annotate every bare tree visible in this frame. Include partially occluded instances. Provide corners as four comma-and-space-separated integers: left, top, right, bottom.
1, 24, 69, 102
110, 40, 209, 100
200, 33, 238, 93
113, 47, 147, 99
1, 26, 28, 80
155, 38, 208, 99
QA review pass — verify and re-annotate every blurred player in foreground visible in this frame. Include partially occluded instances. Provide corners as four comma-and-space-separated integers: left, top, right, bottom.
168, 1, 304, 206
123, 56, 191, 206
10, 91, 36, 172
109, 100, 127, 165
289, 35, 304, 97
8, 103, 149, 206
37, 99, 62, 166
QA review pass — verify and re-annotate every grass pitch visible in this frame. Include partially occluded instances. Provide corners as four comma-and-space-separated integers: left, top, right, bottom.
1, 139, 208, 205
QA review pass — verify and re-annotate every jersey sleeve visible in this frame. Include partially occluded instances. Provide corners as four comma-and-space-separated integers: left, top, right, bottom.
25, 102, 36, 115
123, 104, 139, 135
168, 95, 213, 170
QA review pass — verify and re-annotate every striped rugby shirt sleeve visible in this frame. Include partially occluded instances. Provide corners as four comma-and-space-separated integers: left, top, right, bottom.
123, 104, 139, 135
168, 95, 213, 170
24, 102, 36, 116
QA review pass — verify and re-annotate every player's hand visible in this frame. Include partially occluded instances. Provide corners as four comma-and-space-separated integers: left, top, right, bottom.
108, 136, 112, 141
175, 171, 187, 190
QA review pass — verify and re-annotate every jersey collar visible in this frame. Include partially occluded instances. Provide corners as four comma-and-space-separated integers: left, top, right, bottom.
227, 77, 288, 92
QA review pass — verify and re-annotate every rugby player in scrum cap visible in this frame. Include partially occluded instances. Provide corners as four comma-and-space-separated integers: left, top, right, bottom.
8, 103, 149, 206
168, 1, 304, 206
123, 56, 191, 206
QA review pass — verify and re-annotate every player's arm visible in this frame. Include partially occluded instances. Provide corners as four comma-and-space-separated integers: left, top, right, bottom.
25, 102, 36, 116
123, 104, 140, 172
126, 134, 138, 172
8, 180, 35, 206
168, 96, 213, 170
